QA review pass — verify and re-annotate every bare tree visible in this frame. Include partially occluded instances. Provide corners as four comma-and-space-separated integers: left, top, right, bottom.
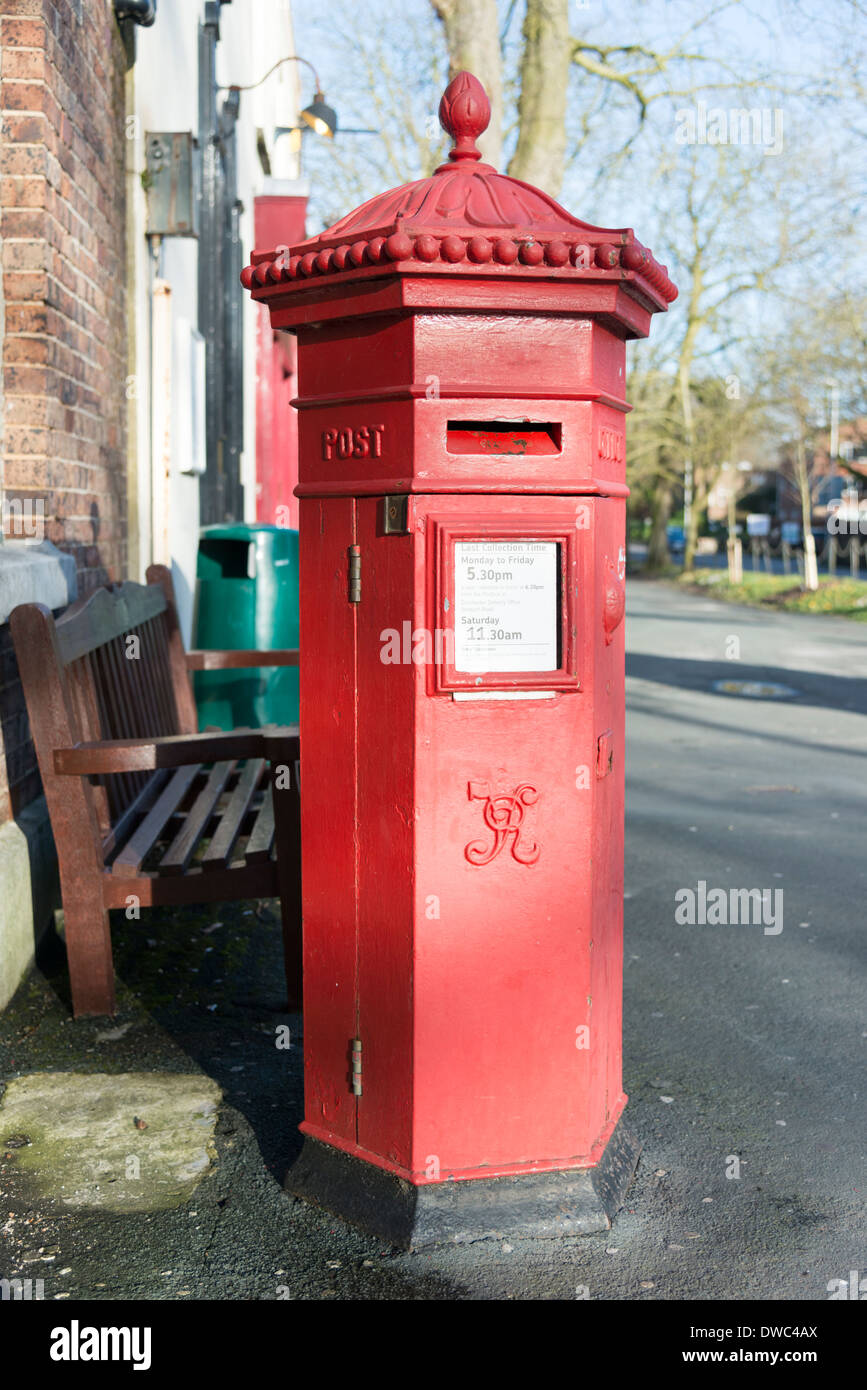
632, 137, 827, 570
294, 0, 866, 571
431, 0, 745, 197
755, 290, 867, 590
430, 0, 504, 166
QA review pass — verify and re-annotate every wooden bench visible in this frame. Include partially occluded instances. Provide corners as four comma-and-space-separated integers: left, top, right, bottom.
10, 564, 301, 1019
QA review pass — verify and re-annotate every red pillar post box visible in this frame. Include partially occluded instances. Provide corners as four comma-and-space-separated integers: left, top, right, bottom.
241, 72, 676, 1247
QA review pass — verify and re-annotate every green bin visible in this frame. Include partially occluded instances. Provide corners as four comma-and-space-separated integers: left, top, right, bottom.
193, 523, 299, 730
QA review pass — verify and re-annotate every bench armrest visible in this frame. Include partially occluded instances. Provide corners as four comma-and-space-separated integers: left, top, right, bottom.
54, 727, 299, 776
185, 649, 299, 671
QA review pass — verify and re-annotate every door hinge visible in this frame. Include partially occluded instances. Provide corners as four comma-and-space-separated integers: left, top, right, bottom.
350, 1037, 363, 1096
348, 545, 361, 603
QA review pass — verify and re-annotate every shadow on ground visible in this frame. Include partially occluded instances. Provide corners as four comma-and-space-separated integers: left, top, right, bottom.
626, 651, 867, 715
0, 902, 465, 1300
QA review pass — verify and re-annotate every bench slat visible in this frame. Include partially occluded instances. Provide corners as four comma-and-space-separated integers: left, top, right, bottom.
145, 565, 200, 735
147, 615, 184, 733
55, 728, 284, 775
93, 640, 138, 815
127, 626, 164, 738
139, 619, 175, 734
186, 649, 299, 670
202, 758, 266, 867
111, 763, 201, 877
66, 653, 112, 836
103, 770, 171, 861
245, 785, 276, 863
55, 582, 167, 665
104, 635, 149, 810
159, 760, 237, 875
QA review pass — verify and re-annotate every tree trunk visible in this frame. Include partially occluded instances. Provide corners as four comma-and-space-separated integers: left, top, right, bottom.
680, 360, 697, 570
508, 0, 571, 195
431, 0, 503, 168
684, 488, 700, 571
647, 479, 674, 571
727, 485, 743, 583
796, 437, 819, 591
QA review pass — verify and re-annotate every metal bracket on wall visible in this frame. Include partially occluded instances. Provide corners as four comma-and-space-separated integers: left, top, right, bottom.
382, 495, 409, 535
145, 133, 200, 238
596, 730, 614, 778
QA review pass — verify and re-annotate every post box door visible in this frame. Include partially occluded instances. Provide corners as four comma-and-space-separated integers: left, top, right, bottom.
327, 493, 621, 1177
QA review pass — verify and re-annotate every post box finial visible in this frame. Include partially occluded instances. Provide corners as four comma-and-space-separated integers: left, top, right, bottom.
438, 71, 491, 164
242, 65, 677, 307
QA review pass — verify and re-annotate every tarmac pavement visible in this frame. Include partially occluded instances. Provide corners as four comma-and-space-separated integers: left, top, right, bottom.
0, 578, 864, 1301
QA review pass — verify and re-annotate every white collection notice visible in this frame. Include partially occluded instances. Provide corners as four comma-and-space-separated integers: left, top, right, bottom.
453, 539, 559, 673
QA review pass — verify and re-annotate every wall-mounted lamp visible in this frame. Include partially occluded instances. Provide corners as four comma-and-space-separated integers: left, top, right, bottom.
221, 55, 339, 137
300, 92, 338, 139
114, 0, 156, 24
221, 54, 379, 142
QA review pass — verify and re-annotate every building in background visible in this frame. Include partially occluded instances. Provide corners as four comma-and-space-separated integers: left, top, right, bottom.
0, 0, 306, 1008
128, 0, 307, 637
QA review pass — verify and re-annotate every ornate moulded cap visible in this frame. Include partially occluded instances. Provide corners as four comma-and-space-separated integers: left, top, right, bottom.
241, 71, 677, 308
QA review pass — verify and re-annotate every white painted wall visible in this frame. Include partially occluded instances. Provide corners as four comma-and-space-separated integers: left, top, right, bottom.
127, 0, 300, 641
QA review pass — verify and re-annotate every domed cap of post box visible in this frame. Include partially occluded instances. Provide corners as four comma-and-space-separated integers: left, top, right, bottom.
241, 71, 677, 309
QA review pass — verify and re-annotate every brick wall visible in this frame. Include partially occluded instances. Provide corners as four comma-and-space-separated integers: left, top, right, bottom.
0, 0, 130, 821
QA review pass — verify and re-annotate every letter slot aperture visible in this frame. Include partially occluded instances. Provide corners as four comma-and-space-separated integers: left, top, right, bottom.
446, 421, 562, 455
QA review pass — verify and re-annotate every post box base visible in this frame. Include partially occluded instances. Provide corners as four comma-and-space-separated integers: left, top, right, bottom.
285, 1120, 641, 1250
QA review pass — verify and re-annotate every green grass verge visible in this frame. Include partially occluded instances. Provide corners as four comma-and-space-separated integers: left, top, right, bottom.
677, 569, 867, 620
